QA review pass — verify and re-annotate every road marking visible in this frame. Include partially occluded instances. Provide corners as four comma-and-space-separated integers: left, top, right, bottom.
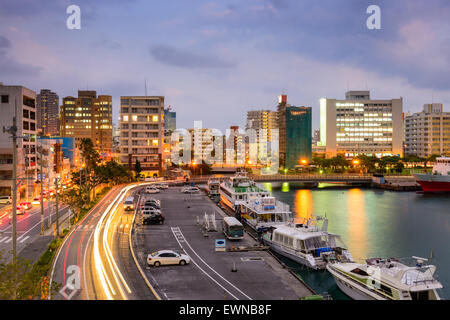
0, 236, 9, 243
19, 236, 30, 243
170, 227, 245, 300
171, 226, 252, 300
5, 237, 12, 243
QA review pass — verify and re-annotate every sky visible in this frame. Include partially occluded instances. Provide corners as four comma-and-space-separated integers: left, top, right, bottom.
1, 0, 450, 133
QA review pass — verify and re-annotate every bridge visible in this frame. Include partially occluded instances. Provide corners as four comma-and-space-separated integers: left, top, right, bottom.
188, 174, 374, 185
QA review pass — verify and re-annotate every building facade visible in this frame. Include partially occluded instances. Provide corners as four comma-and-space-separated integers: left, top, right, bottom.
246, 110, 278, 163
60, 90, 113, 155
319, 91, 403, 158
164, 108, 176, 134
119, 96, 165, 177
37, 89, 59, 136
0, 83, 37, 198
277, 95, 312, 169
404, 103, 450, 158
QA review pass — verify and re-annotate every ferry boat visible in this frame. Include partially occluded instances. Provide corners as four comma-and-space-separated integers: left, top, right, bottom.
413, 157, 450, 192
219, 171, 270, 211
261, 216, 353, 270
206, 179, 220, 197
327, 257, 443, 300
239, 196, 292, 233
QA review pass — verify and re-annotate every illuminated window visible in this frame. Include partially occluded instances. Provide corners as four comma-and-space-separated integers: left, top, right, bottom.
123, 115, 128, 121
152, 115, 158, 122
132, 115, 138, 121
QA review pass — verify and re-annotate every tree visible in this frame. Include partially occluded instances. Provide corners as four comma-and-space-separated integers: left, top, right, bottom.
80, 138, 99, 170
134, 159, 142, 179
0, 251, 36, 300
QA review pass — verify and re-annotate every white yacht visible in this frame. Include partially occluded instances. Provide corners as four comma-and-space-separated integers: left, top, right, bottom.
261, 216, 353, 270
327, 257, 443, 300
239, 196, 292, 233
219, 171, 270, 211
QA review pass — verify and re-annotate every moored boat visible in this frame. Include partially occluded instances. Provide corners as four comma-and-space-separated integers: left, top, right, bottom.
327, 256, 443, 300
238, 196, 292, 233
414, 157, 450, 192
261, 216, 353, 270
219, 170, 270, 211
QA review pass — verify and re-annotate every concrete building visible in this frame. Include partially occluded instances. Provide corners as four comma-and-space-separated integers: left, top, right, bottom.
246, 110, 278, 163
60, 90, 113, 155
0, 83, 37, 198
405, 103, 450, 158
37, 89, 59, 136
119, 96, 165, 177
164, 107, 176, 134
187, 127, 224, 165
277, 95, 312, 169
319, 91, 403, 158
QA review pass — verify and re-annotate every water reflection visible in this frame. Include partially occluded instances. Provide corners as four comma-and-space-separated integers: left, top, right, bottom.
346, 189, 368, 262
281, 182, 290, 193
294, 189, 313, 224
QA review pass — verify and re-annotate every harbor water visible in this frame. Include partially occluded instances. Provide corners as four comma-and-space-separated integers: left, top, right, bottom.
263, 182, 450, 300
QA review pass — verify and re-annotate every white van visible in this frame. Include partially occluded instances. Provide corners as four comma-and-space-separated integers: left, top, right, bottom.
0, 196, 12, 204
124, 196, 135, 211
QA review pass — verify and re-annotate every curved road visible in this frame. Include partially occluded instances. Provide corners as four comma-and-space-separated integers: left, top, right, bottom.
50, 184, 155, 300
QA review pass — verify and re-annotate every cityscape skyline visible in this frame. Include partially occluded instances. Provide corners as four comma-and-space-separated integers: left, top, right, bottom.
1, 0, 450, 131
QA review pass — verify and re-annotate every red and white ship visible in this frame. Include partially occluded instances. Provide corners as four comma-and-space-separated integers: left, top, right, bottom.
413, 157, 450, 192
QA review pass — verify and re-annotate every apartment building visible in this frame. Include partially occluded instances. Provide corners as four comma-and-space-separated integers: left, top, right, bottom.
0, 83, 37, 198
119, 96, 164, 177
37, 89, 59, 136
405, 103, 450, 158
60, 90, 113, 155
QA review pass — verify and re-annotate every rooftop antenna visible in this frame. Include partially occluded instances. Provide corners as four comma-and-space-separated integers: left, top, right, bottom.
145, 78, 148, 96
365, 80, 368, 90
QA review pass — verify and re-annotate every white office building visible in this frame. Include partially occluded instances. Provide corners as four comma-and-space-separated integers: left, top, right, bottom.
319, 91, 403, 158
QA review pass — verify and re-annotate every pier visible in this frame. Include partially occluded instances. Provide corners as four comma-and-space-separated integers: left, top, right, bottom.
131, 186, 315, 300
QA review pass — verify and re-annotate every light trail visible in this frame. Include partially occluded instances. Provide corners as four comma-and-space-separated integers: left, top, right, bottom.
93, 184, 137, 300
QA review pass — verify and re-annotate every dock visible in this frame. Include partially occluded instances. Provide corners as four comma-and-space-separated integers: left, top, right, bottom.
131, 186, 315, 300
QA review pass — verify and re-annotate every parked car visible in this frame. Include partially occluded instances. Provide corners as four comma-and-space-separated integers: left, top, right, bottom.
32, 197, 41, 205
142, 209, 165, 225
144, 202, 161, 210
182, 187, 200, 194
0, 196, 12, 204
159, 183, 169, 189
145, 186, 160, 194
147, 250, 190, 267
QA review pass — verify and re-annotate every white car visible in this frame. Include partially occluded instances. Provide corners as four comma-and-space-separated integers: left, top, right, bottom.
159, 183, 169, 189
183, 187, 200, 194
145, 186, 160, 194
147, 250, 190, 267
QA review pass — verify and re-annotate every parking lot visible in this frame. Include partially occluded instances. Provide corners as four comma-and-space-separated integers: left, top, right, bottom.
132, 185, 313, 300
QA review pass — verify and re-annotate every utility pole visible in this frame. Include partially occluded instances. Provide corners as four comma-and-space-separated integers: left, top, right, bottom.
11, 115, 18, 261
39, 140, 44, 235
54, 177, 60, 238
3, 103, 19, 261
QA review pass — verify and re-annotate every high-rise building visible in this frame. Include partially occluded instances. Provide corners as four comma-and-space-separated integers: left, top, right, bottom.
119, 96, 164, 177
164, 107, 176, 134
246, 110, 278, 163
37, 89, 59, 136
60, 90, 113, 155
320, 91, 403, 158
404, 103, 450, 158
277, 95, 312, 169
0, 83, 37, 198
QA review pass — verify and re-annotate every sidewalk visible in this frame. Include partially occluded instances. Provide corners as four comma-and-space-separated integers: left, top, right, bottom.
18, 210, 72, 264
